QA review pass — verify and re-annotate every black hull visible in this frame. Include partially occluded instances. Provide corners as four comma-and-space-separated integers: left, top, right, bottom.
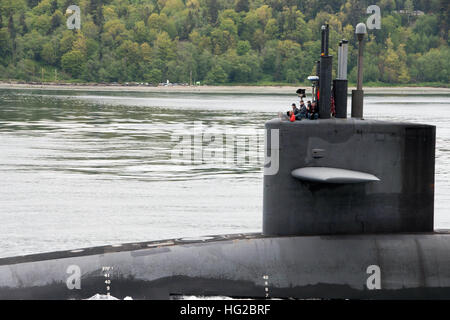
1, 231, 450, 300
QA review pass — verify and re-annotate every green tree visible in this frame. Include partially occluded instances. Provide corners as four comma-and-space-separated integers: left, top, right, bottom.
206, 0, 219, 24
50, 10, 63, 32
210, 28, 234, 54
41, 41, 58, 65
380, 38, 410, 83
117, 40, 140, 64
235, 0, 249, 13
237, 40, 250, 55
0, 0, 26, 17
31, 14, 52, 35
161, 0, 185, 16
0, 28, 12, 64
404, 0, 414, 24
59, 30, 77, 54
8, 15, 15, 40
22, 30, 44, 60
61, 50, 85, 78
103, 19, 128, 47
206, 65, 228, 83
19, 12, 27, 35
15, 58, 37, 80
145, 68, 162, 85
154, 31, 176, 61
416, 47, 450, 82
264, 18, 278, 39
134, 21, 149, 43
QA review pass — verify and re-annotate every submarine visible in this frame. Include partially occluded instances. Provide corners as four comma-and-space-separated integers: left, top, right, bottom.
1, 24, 449, 300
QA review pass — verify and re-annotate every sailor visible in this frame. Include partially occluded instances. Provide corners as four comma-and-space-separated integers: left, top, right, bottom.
282, 103, 298, 121
286, 103, 299, 117
308, 101, 319, 119
289, 112, 296, 122
331, 96, 336, 117
297, 100, 308, 120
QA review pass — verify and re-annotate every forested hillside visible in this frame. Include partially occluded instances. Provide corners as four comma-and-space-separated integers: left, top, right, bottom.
0, 0, 448, 85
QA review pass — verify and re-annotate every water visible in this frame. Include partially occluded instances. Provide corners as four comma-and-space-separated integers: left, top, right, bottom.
0, 89, 449, 258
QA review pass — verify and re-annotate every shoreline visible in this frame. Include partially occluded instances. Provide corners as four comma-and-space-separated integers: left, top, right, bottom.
0, 81, 449, 95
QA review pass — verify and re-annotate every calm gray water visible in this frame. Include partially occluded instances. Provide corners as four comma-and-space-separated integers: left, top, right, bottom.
0, 89, 449, 258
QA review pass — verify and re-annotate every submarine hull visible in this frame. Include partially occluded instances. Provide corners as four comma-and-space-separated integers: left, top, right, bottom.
1, 232, 450, 300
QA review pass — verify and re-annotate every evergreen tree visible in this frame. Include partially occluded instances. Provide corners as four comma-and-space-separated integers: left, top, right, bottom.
235, 0, 249, 13
8, 15, 15, 40
50, 11, 62, 32
19, 12, 27, 35
207, 0, 219, 25
404, 0, 414, 24
437, 0, 449, 40
26, 0, 39, 8
90, 0, 104, 27
50, 0, 58, 14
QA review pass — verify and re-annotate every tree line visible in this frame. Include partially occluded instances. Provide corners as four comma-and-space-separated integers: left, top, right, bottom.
0, 0, 448, 85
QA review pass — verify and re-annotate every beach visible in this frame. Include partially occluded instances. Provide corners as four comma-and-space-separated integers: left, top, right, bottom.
0, 81, 449, 95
